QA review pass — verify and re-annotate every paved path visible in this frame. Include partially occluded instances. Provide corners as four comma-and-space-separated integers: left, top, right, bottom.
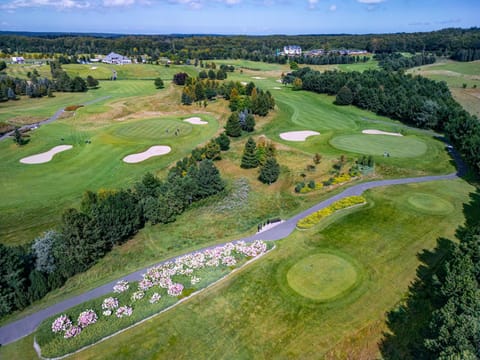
0, 167, 462, 345
0, 96, 112, 142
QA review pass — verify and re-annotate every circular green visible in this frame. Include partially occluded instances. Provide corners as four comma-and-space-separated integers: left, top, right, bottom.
407, 193, 454, 215
329, 134, 427, 158
287, 253, 358, 301
112, 118, 192, 141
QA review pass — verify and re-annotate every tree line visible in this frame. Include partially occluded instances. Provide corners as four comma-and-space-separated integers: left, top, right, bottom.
290, 67, 480, 174
0, 146, 225, 319
374, 52, 436, 71
0, 60, 96, 102
1, 27, 479, 62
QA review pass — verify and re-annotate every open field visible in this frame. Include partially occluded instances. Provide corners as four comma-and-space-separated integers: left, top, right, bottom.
0, 58, 474, 359
408, 60, 480, 117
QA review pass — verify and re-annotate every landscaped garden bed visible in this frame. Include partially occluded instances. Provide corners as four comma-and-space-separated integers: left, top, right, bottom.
35, 240, 271, 358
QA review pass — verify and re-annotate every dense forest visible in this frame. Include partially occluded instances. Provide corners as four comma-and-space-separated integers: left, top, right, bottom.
1, 27, 479, 62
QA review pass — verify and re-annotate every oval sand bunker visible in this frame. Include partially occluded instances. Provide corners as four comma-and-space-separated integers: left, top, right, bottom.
280, 130, 320, 142
20, 145, 73, 164
184, 117, 208, 125
362, 129, 403, 137
123, 146, 171, 163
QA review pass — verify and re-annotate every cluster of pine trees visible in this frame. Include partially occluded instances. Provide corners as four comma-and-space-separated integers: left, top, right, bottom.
291, 67, 480, 174
0, 148, 225, 318
240, 137, 280, 184
374, 52, 436, 71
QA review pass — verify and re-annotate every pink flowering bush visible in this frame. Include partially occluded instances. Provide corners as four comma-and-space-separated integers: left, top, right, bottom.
101, 297, 118, 316
116, 306, 133, 318
167, 283, 184, 297
77, 310, 98, 328
64, 325, 82, 339
51, 315, 72, 333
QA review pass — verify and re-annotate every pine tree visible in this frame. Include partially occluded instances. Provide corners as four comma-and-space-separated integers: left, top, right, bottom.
241, 137, 259, 169
194, 160, 224, 198
225, 112, 242, 137
215, 132, 230, 151
244, 113, 255, 132
335, 85, 354, 105
259, 156, 280, 184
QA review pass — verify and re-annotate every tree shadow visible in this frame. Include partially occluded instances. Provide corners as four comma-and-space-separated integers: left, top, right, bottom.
379, 237, 454, 360
380, 188, 480, 359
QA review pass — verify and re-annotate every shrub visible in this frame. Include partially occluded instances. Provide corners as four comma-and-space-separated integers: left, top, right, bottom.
64, 105, 84, 111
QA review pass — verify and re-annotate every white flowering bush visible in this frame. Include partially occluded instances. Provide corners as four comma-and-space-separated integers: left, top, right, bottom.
131, 291, 145, 302
113, 280, 129, 293
116, 306, 133, 318
149, 293, 161, 304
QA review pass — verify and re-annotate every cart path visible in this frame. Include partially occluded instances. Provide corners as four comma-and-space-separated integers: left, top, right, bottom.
0, 96, 112, 142
0, 168, 462, 345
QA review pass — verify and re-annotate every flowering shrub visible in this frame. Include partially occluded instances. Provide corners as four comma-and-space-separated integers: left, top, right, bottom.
149, 293, 162, 304
116, 306, 133, 318
113, 280, 129, 293
167, 283, 184, 297
297, 196, 366, 229
77, 310, 98, 328
332, 173, 352, 184
51, 315, 72, 333
64, 325, 82, 339
131, 291, 145, 302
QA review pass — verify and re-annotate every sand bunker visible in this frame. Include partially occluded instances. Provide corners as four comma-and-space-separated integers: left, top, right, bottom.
273, 87, 282, 90
241, 81, 248, 85
276, 79, 282, 83
90, 66, 97, 70
123, 146, 171, 163
184, 117, 208, 125
252, 76, 265, 80
280, 131, 320, 142
362, 129, 403, 137
20, 145, 73, 164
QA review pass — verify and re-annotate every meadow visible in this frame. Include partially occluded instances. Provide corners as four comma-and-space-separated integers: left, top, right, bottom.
0, 60, 474, 359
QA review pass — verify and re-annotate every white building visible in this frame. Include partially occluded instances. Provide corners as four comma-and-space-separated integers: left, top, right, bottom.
11, 56, 25, 64
102, 52, 132, 65
283, 45, 302, 56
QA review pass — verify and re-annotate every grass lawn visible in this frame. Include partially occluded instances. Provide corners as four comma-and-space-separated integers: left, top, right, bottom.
329, 134, 427, 158
4, 179, 469, 359
0, 112, 218, 245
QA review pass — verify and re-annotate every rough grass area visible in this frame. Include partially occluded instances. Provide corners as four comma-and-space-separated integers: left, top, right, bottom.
286, 253, 359, 301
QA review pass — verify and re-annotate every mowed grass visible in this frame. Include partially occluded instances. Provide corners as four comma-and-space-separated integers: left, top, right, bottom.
329, 134, 428, 158
286, 252, 359, 301
9, 179, 467, 360
0, 114, 218, 245
408, 60, 480, 117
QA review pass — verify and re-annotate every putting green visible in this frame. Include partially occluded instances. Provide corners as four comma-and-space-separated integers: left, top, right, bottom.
112, 118, 192, 141
287, 253, 358, 301
407, 193, 454, 215
330, 134, 427, 157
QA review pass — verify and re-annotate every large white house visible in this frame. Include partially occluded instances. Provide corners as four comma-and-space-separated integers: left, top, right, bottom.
283, 45, 302, 56
11, 56, 25, 64
102, 52, 132, 65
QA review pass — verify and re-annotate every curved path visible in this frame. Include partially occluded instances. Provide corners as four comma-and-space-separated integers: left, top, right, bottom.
0, 171, 462, 345
0, 96, 112, 142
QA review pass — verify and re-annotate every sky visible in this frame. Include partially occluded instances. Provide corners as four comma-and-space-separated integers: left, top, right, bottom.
0, 0, 479, 35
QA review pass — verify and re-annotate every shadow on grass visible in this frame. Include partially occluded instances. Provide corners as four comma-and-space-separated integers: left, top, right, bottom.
379, 237, 454, 360
380, 187, 480, 359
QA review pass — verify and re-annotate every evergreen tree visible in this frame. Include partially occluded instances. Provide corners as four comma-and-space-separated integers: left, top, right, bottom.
225, 112, 242, 137
194, 160, 224, 198
335, 85, 353, 105
13, 128, 23, 146
244, 113, 256, 132
86, 75, 99, 88
154, 77, 164, 89
215, 132, 230, 151
241, 137, 259, 169
259, 156, 280, 184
